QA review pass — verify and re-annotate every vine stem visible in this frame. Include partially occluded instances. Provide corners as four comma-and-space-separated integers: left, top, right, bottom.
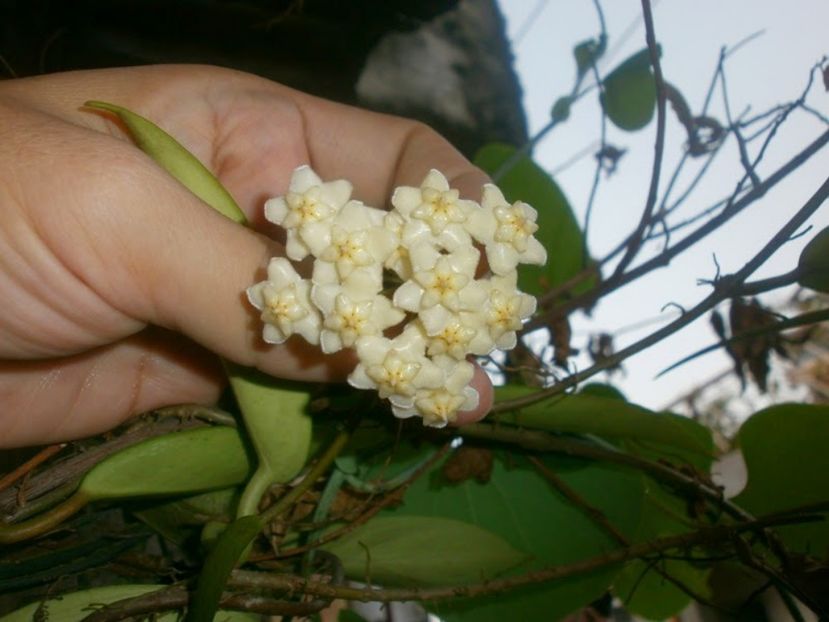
260, 427, 352, 525
610, 0, 668, 280
225, 514, 815, 604
0, 491, 88, 544
499, 173, 829, 413
528, 127, 829, 328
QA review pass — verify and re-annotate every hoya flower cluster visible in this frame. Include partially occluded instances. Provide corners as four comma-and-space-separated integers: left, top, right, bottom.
247, 166, 546, 427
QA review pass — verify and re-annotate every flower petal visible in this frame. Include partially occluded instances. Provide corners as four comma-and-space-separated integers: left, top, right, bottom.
486, 243, 520, 276
393, 280, 424, 312
422, 169, 450, 191
391, 186, 422, 214
264, 197, 289, 226
319, 178, 352, 208
289, 165, 323, 193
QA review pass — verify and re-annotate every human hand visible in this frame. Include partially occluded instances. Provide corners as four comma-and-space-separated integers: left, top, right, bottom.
0, 64, 493, 447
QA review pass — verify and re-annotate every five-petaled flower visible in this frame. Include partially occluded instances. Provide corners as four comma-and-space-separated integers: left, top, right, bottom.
249, 166, 545, 427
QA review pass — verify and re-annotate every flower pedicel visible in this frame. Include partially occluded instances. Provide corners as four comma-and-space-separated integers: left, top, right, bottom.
248, 166, 546, 428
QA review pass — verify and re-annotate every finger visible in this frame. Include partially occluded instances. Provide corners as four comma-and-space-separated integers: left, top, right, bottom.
0, 329, 223, 448
1, 103, 354, 382
0, 66, 491, 209
453, 363, 494, 426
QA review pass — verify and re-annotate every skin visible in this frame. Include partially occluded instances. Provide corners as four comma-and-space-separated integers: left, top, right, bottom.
0, 64, 494, 448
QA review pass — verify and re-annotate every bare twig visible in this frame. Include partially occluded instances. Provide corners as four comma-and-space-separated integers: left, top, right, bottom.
526, 128, 829, 329
507, 172, 829, 408
225, 514, 817, 604
0, 444, 66, 494
609, 0, 668, 279
276, 443, 452, 558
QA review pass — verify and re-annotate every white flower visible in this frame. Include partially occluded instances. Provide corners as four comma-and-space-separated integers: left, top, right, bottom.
393, 245, 487, 323
383, 211, 413, 279
466, 184, 547, 275
264, 166, 352, 261
316, 291, 404, 353
482, 274, 537, 350
348, 325, 444, 416
421, 313, 493, 359
413, 358, 479, 428
313, 200, 398, 279
246, 257, 321, 345
391, 169, 476, 251
251, 165, 546, 428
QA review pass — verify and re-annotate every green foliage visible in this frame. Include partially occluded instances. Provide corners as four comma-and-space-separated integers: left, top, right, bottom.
578, 383, 628, 401
228, 367, 314, 517
186, 515, 265, 622
84, 101, 247, 224
133, 488, 240, 545
573, 36, 607, 78
613, 481, 711, 619
494, 386, 712, 462
551, 96, 572, 123
734, 403, 829, 558
474, 143, 593, 297
82, 426, 253, 500
381, 449, 644, 621
797, 225, 829, 292
0, 585, 257, 622
601, 48, 659, 131
323, 516, 528, 585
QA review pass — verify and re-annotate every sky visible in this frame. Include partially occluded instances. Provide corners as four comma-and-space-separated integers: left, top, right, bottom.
497, 0, 829, 412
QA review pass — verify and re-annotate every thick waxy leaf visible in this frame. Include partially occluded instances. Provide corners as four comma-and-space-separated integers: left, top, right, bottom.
84, 101, 246, 224
733, 404, 829, 557
474, 143, 593, 297
323, 516, 528, 585
615, 555, 710, 620
384, 449, 644, 621
81, 426, 253, 500
495, 386, 712, 462
601, 48, 659, 131
186, 515, 265, 622
133, 488, 240, 544
798, 226, 829, 292
228, 367, 314, 517
613, 480, 710, 619
0, 584, 257, 622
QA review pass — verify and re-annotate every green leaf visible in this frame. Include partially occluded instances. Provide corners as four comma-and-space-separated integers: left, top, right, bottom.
798, 226, 829, 292
81, 426, 253, 500
578, 383, 627, 401
186, 515, 265, 622
474, 143, 593, 297
495, 386, 713, 462
614, 481, 710, 619
133, 488, 240, 545
84, 101, 246, 224
733, 403, 829, 558
323, 516, 527, 586
615, 557, 710, 620
0, 584, 257, 622
386, 450, 644, 621
573, 36, 607, 77
551, 96, 572, 123
227, 366, 314, 517
601, 47, 659, 131
338, 611, 370, 622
